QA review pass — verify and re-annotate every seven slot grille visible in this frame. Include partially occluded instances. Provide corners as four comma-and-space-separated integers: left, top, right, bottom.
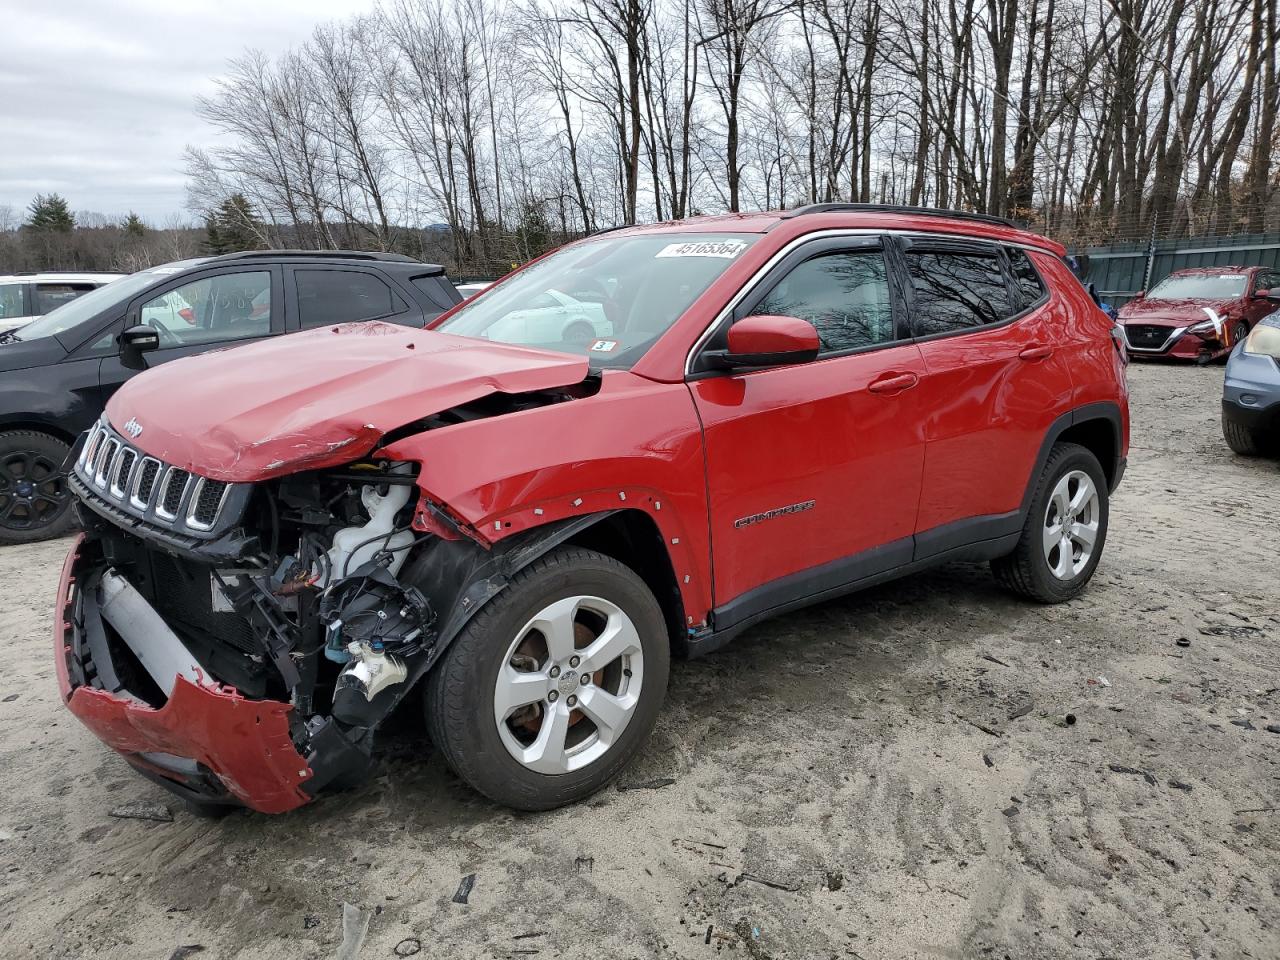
77, 420, 236, 533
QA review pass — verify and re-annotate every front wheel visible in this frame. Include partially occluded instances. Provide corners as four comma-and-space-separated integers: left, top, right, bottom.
1222, 411, 1262, 456
424, 546, 670, 810
991, 442, 1109, 603
0, 430, 77, 545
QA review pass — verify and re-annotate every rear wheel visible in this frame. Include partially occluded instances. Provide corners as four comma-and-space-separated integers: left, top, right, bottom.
992, 442, 1109, 603
0, 430, 77, 545
424, 546, 669, 810
1222, 411, 1262, 456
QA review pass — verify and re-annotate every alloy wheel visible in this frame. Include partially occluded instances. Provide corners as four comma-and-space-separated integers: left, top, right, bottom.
1042, 469, 1100, 580
0, 450, 69, 531
494, 595, 644, 774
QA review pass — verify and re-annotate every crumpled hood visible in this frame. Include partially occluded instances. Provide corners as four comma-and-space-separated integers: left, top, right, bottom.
1119, 297, 1241, 326
105, 321, 589, 482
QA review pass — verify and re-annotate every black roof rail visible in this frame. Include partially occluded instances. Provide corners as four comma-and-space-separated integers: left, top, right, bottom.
587, 223, 634, 237
212, 249, 423, 264
780, 203, 1017, 230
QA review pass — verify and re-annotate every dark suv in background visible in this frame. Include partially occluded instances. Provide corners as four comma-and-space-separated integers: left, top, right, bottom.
0, 251, 459, 544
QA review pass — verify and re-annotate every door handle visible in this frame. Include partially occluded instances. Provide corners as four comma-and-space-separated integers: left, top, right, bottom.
1019, 344, 1053, 361
868, 372, 919, 395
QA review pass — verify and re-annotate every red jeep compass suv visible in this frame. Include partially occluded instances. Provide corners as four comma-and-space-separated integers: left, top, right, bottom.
56, 205, 1129, 813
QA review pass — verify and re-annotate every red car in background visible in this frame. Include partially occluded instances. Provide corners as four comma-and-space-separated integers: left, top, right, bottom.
1118, 265, 1280, 361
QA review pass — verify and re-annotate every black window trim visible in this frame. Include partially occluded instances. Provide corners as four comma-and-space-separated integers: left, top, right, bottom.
289, 265, 409, 332
689, 234, 910, 377
890, 235, 1049, 344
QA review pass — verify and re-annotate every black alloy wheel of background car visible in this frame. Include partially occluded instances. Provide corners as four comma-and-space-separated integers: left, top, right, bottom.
0, 430, 76, 542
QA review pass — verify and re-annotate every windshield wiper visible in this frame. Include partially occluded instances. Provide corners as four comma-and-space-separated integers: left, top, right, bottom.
0, 329, 22, 344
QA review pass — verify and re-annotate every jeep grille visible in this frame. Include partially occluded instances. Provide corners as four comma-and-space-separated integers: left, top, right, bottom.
74, 419, 244, 537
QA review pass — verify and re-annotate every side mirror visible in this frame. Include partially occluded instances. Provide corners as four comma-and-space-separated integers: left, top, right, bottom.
1132, 289, 1145, 300
1256, 287, 1280, 301
709, 315, 820, 369
120, 324, 160, 369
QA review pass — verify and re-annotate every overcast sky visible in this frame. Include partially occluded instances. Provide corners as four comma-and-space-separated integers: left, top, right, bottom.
0, 0, 377, 226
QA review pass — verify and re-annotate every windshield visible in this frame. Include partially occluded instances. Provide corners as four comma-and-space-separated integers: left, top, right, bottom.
14, 262, 202, 341
1146, 273, 1249, 301
435, 233, 757, 366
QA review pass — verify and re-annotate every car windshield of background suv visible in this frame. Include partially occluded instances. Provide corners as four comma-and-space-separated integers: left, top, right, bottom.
1145, 273, 1249, 300
435, 233, 757, 368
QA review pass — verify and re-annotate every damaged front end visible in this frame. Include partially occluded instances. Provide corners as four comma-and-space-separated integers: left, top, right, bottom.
57, 418, 455, 813
58, 412, 608, 812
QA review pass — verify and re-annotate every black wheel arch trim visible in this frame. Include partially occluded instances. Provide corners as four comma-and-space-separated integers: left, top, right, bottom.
1020, 400, 1126, 507
412, 510, 623, 673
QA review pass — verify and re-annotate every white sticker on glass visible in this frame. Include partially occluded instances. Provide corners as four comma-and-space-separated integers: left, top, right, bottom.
655, 240, 748, 260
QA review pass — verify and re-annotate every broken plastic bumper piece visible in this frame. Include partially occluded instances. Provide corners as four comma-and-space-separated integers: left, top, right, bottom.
53, 536, 345, 814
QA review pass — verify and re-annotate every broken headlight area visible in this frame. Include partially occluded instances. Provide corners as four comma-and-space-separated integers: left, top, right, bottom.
61, 459, 442, 812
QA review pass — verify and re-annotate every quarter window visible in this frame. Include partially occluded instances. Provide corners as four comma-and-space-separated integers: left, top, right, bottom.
905, 249, 1010, 335
296, 270, 398, 329
748, 251, 895, 354
138, 271, 272, 346
1007, 249, 1046, 310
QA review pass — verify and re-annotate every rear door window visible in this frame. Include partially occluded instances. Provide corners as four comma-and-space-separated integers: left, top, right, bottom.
904, 248, 1011, 336
295, 269, 401, 329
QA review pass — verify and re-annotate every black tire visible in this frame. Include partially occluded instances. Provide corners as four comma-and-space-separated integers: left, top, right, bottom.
1222, 412, 1262, 456
991, 442, 1109, 603
183, 798, 237, 819
561, 320, 597, 346
0, 430, 77, 545
424, 546, 670, 810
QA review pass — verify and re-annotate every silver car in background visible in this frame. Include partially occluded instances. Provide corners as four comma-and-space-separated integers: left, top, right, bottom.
1222, 298, 1280, 456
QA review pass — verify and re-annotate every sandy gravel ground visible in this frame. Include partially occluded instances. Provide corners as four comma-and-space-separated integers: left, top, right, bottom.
1, 363, 1277, 960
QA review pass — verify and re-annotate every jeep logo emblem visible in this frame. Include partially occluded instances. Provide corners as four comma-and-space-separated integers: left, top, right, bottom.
122, 417, 143, 439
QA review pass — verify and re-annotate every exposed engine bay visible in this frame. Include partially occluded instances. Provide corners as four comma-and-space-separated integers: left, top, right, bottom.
64, 453, 446, 804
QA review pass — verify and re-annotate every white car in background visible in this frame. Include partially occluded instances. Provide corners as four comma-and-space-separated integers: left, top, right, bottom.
454, 281, 493, 300
0, 272, 124, 334
482, 287, 612, 345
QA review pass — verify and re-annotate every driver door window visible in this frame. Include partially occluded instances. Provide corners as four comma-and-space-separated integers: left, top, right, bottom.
747, 251, 895, 355
138, 271, 272, 346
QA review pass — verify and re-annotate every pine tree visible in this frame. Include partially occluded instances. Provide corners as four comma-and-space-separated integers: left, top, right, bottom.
26, 194, 74, 233
204, 194, 262, 254
122, 212, 146, 238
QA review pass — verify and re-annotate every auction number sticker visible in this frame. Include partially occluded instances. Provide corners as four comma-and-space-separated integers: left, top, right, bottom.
589, 339, 619, 353
655, 240, 748, 259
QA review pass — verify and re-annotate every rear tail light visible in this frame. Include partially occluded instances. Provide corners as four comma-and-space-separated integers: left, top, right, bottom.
178, 307, 196, 325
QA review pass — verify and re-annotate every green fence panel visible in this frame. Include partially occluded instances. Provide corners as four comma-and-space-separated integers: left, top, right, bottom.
1072, 234, 1280, 309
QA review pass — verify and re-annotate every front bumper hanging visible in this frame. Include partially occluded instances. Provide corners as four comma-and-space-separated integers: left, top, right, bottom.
53, 535, 344, 813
